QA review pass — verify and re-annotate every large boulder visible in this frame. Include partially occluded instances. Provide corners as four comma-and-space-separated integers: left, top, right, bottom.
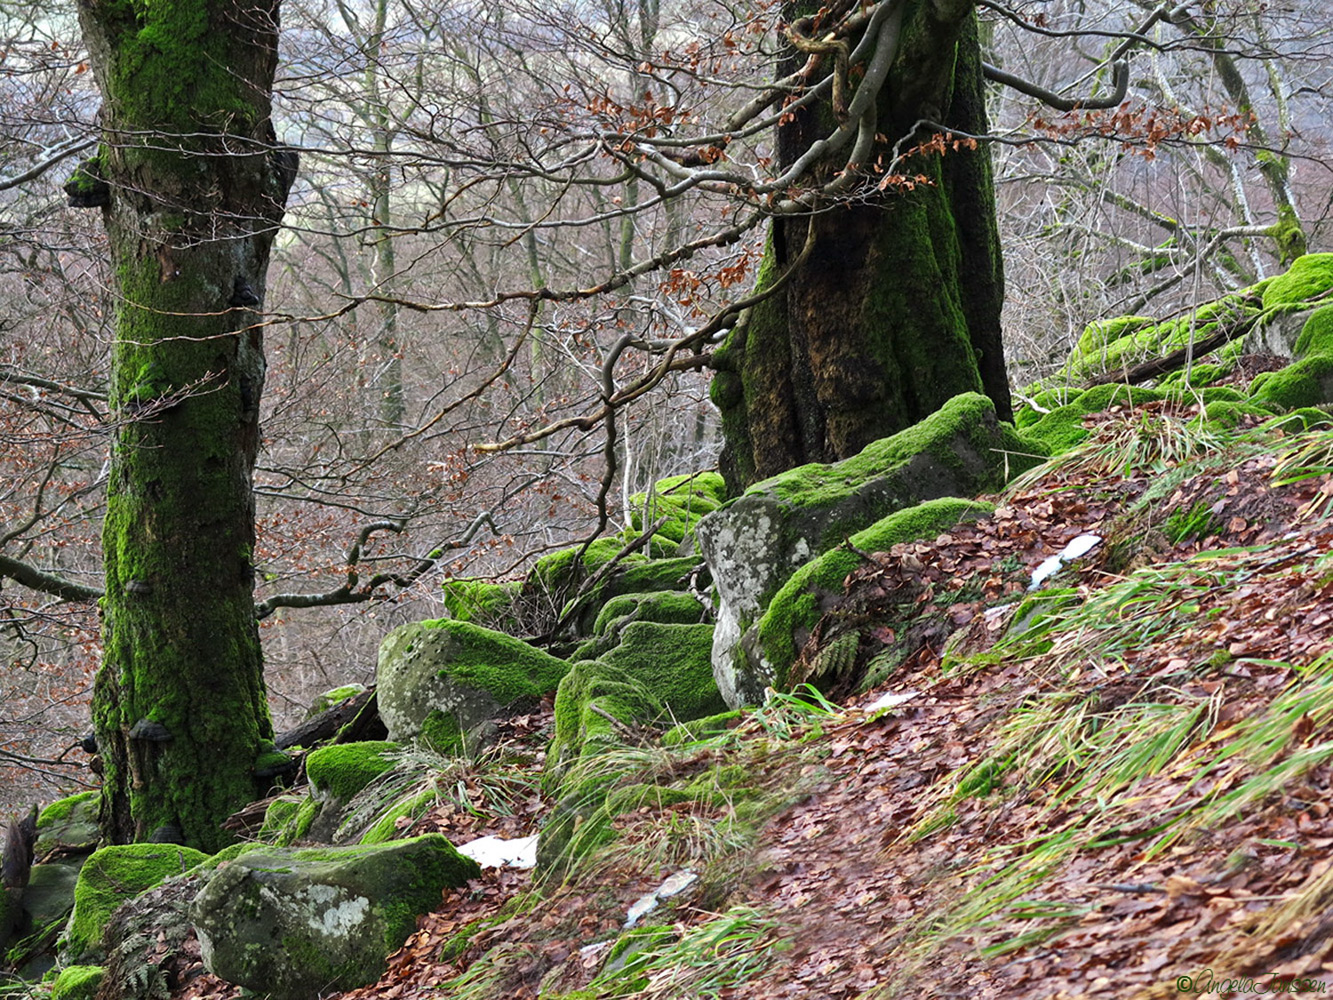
191, 835, 480, 1000
377, 620, 570, 753
696, 392, 1042, 708
754, 497, 995, 692
62, 843, 209, 963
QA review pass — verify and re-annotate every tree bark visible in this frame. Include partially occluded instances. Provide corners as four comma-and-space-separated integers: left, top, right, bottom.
712, 4, 1012, 492
77, 0, 293, 850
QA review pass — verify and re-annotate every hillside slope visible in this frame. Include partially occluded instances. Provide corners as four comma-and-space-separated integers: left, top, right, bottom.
153, 400, 1333, 1000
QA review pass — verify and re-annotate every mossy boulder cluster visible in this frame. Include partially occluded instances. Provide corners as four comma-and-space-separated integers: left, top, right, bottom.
1028, 254, 1333, 452
11, 255, 1333, 998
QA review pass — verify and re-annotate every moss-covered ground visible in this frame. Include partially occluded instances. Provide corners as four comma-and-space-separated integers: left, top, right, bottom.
42, 253, 1333, 1000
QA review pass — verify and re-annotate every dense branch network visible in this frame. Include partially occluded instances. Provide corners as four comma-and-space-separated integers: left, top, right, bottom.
0, 0, 1320, 620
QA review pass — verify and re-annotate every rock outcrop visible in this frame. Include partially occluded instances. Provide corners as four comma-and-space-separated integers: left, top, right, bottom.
697, 392, 1043, 708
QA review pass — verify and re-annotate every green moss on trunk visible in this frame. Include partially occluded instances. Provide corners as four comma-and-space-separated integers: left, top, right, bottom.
714, 4, 1007, 493
79, 0, 295, 851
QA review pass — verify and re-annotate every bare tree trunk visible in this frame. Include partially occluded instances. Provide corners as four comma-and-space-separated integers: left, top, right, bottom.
77, 0, 293, 849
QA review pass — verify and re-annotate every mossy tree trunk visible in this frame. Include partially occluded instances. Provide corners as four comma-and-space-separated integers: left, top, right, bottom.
712, 4, 1012, 492
77, 0, 294, 850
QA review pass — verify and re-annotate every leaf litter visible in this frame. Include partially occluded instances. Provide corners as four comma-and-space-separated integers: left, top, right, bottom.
174, 406, 1333, 999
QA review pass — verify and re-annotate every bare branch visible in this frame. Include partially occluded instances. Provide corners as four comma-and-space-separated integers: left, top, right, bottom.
255, 512, 501, 619
984, 59, 1130, 113
0, 554, 103, 603
0, 138, 96, 193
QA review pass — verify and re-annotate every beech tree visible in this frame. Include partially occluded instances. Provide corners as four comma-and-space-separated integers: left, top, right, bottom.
74, 0, 294, 849
712, 4, 1010, 488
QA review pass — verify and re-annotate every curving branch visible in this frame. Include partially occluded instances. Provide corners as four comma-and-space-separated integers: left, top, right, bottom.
0, 554, 103, 603
254, 512, 500, 619
983, 58, 1130, 112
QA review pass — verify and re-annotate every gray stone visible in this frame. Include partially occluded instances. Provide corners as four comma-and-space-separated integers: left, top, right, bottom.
191, 835, 480, 1000
1244, 305, 1319, 358
696, 393, 1041, 708
23, 862, 80, 926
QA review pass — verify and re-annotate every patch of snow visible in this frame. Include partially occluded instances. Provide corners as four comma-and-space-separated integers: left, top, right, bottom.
1028, 534, 1101, 591
861, 691, 918, 713
455, 834, 538, 870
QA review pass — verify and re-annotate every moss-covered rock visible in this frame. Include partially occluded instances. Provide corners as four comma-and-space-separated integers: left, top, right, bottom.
557, 557, 704, 640
305, 742, 400, 803
50, 964, 104, 1000
1250, 354, 1333, 411
1294, 304, 1333, 358
1261, 252, 1333, 309
441, 578, 523, 630
63, 843, 209, 962
600, 623, 724, 722
358, 787, 438, 845
1262, 407, 1333, 432
35, 791, 101, 858
191, 835, 480, 1000
547, 623, 725, 786
754, 497, 994, 692
592, 590, 706, 636
531, 538, 637, 594
1156, 361, 1230, 389
662, 710, 743, 747
628, 471, 727, 546
377, 620, 569, 753
23, 862, 80, 926
1196, 398, 1281, 428
571, 591, 708, 662
1064, 290, 1261, 382
304, 683, 367, 721
1074, 315, 1156, 357
697, 392, 1045, 708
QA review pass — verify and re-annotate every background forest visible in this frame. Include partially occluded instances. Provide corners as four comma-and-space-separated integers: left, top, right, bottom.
1, 0, 1330, 815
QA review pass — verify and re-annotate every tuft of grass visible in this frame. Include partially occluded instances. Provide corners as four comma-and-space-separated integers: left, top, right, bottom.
386, 740, 543, 819
587, 905, 785, 999
1009, 405, 1228, 488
